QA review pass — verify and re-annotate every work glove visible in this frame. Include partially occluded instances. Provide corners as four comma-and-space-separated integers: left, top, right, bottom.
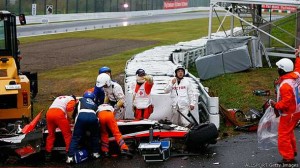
114, 104, 120, 112
116, 100, 124, 108
269, 99, 276, 108
104, 96, 109, 104
269, 99, 280, 118
144, 75, 153, 84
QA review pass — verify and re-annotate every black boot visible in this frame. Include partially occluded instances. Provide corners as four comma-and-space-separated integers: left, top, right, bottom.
45, 152, 52, 162
121, 149, 133, 159
103, 152, 111, 158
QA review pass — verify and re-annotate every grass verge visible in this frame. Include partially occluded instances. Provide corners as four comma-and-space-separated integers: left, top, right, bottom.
21, 16, 295, 135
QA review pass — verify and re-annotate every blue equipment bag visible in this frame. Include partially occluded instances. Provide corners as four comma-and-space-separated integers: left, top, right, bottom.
74, 149, 88, 163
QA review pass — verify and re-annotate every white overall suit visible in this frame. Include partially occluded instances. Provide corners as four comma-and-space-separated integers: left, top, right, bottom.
164, 77, 196, 126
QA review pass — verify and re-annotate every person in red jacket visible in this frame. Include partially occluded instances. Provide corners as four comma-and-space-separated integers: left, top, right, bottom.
97, 104, 132, 158
270, 46, 300, 165
45, 95, 76, 161
132, 69, 154, 120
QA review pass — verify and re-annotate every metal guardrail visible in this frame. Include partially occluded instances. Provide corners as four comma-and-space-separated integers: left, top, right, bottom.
20, 7, 207, 25
172, 46, 206, 69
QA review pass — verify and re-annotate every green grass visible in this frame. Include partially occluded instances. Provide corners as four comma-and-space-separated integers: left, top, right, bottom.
22, 17, 242, 114
271, 13, 297, 47
20, 15, 295, 123
38, 47, 151, 80
201, 68, 277, 111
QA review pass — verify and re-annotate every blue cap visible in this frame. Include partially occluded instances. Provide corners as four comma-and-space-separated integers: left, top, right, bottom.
99, 66, 111, 74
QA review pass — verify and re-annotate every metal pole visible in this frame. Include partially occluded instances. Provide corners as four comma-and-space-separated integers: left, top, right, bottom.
152, 0, 153, 10
215, 3, 294, 50
19, 0, 22, 15
66, 0, 69, 14
269, 7, 271, 47
230, 3, 235, 37
215, 9, 229, 36
186, 52, 189, 69
297, 8, 300, 47
55, 0, 57, 14
103, 0, 105, 12
208, 3, 213, 39
130, 0, 132, 11
5, 0, 7, 10
76, 0, 78, 13
117, 0, 119, 12
86, 0, 88, 13
110, 0, 112, 12
44, 0, 46, 15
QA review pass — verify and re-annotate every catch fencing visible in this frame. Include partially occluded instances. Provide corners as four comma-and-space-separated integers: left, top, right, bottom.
0, 0, 209, 15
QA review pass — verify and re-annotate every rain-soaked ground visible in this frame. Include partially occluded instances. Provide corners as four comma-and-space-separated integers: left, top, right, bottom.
3, 128, 300, 168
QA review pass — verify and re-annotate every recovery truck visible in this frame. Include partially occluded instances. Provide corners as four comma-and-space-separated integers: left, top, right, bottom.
0, 11, 39, 161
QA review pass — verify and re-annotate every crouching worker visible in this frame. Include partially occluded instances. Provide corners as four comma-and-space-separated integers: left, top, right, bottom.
97, 104, 133, 158
66, 91, 100, 164
132, 69, 154, 120
45, 95, 76, 161
96, 73, 126, 120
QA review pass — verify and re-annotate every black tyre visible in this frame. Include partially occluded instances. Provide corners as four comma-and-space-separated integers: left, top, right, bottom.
185, 123, 219, 150
0, 152, 9, 164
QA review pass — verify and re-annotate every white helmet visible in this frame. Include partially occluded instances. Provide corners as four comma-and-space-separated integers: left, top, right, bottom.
175, 65, 185, 74
96, 73, 111, 87
276, 58, 294, 72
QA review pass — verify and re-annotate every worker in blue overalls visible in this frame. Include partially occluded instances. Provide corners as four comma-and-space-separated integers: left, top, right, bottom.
66, 91, 100, 164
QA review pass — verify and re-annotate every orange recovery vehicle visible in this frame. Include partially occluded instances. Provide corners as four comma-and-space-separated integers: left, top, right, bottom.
0, 11, 40, 161
0, 11, 37, 124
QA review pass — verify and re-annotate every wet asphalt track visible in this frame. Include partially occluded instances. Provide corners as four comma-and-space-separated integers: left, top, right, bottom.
6, 128, 300, 168
17, 12, 216, 37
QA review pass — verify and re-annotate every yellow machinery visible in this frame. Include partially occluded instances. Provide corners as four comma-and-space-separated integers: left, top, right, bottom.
0, 11, 37, 126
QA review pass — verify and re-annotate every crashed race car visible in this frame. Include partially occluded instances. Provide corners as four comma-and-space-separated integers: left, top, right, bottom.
0, 111, 43, 162
0, 113, 218, 162
43, 118, 218, 152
